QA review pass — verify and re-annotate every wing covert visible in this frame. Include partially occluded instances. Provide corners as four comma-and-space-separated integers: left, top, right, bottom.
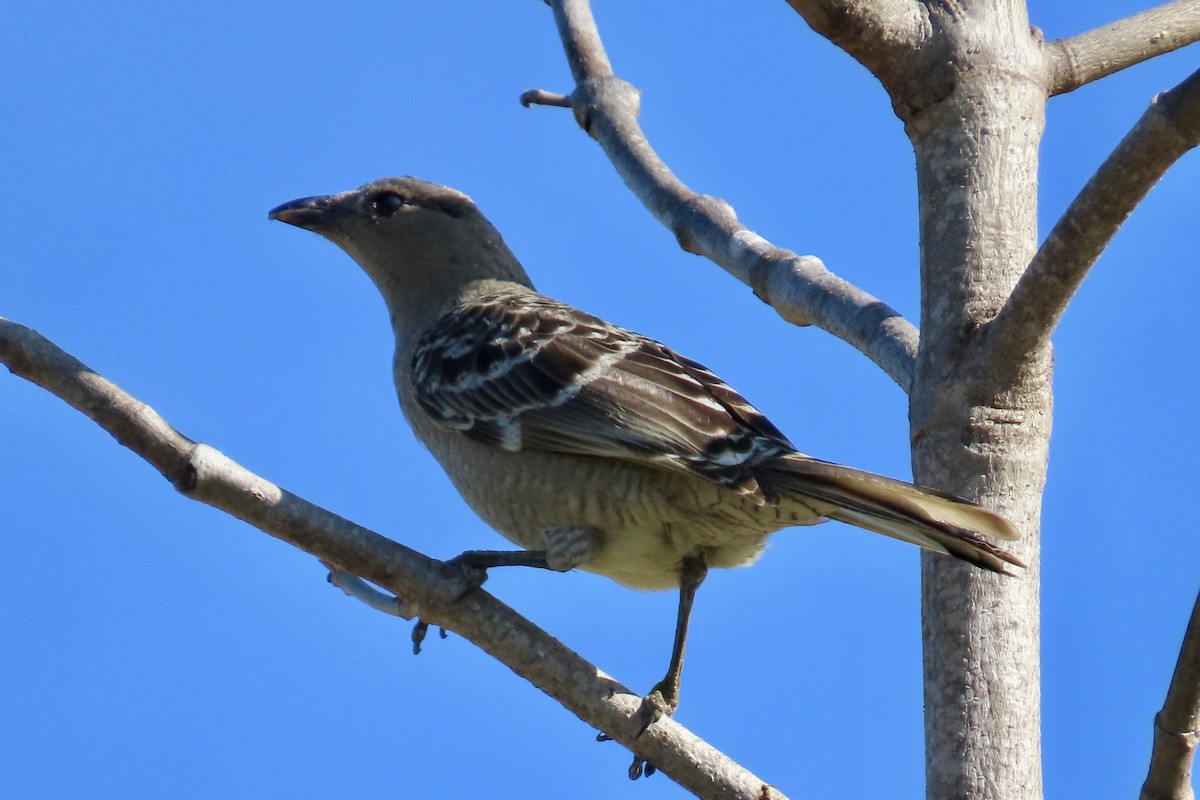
412, 289, 794, 500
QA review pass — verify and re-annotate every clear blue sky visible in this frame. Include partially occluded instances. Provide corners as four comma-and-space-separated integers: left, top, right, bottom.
2, 2, 1196, 798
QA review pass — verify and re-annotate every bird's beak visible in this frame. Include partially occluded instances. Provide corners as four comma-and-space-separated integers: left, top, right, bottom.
268, 194, 348, 232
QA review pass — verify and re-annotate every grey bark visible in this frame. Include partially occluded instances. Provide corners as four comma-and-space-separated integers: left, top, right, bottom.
899, 5, 1050, 798
1047, 0, 1200, 95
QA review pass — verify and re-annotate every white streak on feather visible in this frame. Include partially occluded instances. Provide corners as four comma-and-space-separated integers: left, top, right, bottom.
494, 417, 523, 452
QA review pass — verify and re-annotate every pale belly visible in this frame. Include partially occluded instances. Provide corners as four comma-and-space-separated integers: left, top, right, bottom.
417, 421, 823, 590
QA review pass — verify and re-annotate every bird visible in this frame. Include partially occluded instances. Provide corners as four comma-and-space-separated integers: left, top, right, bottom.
268, 176, 1021, 734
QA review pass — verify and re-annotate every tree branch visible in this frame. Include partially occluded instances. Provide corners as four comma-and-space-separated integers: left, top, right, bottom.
325, 565, 409, 618
782, 0, 928, 85
0, 316, 786, 800
1046, 0, 1200, 96
977, 67, 1200, 376
529, 0, 919, 390
1141, 590, 1200, 800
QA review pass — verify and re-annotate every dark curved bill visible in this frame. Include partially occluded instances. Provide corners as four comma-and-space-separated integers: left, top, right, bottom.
268, 194, 346, 232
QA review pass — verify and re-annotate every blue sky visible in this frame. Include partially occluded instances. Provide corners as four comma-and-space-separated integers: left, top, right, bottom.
2, 2, 1196, 798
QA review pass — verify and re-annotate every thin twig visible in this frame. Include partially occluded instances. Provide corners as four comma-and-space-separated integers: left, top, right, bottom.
532, 0, 919, 390
0, 316, 784, 800
519, 89, 571, 108
1140, 590, 1200, 800
1046, 0, 1200, 96
324, 564, 409, 617
977, 67, 1200, 376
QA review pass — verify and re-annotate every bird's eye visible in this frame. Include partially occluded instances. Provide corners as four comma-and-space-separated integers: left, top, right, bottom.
369, 191, 408, 217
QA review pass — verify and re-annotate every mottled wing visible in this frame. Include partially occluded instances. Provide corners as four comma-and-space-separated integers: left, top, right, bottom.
412, 290, 794, 502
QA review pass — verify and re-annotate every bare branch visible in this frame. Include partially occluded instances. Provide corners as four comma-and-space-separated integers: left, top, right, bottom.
783, 0, 928, 83
533, 0, 918, 389
0, 316, 785, 800
1046, 0, 1200, 96
1141, 590, 1200, 800
977, 67, 1200, 375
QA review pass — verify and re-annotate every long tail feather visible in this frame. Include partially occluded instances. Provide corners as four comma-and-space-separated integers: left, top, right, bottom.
759, 453, 1024, 574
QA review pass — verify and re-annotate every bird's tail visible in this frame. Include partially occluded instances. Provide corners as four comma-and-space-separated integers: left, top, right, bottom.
759, 453, 1023, 574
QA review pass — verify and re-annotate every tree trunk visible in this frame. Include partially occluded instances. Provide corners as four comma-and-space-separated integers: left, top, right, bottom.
902, 4, 1051, 798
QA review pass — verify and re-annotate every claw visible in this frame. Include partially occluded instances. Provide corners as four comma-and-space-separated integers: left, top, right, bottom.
412, 620, 430, 654
628, 755, 657, 780
625, 687, 672, 780
410, 621, 449, 655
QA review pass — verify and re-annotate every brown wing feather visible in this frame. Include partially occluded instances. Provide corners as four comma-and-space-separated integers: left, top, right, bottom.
412, 290, 791, 500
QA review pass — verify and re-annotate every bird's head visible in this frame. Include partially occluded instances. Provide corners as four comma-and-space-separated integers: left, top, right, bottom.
270, 176, 532, 324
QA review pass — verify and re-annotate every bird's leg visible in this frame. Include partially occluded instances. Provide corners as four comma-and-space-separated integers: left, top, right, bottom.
451, 549, 554, 571
428, 528, 598, 652
636, 552, 709, 733
443, 525, 598, 596
441, 549, 551, 599
628, 552, 708, 780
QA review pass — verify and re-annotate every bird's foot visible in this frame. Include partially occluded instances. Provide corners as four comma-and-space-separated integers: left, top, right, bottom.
635, 687, 674, 737
439, 552, 491, 602
625, 684, 676, 780
595, 729, 658, 779
409, 554, 492, 651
